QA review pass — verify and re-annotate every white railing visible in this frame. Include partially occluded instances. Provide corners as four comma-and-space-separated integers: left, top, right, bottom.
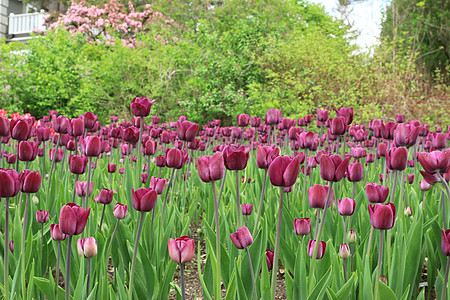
8, 10, 47, 35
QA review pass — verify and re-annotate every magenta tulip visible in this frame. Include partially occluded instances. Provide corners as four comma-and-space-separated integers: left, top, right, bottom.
366, 183, 389, 203
36, 210, 49, 223
368, 203, 396, 230
337, 198, 356, 216
19, 170, 41, 193
131, 187, 157, 212
50, 224, 67, 241
230, 226, 253, 249
113, 203, 128, 219
168, 236, 195, 264
320, 154, 350, 182
307, 239, 326, 259
59, 203, 90, 235
197, 152, 225, 182
268, 155, 301, 187
308, 184, 334, 209
293, 218, 311, 236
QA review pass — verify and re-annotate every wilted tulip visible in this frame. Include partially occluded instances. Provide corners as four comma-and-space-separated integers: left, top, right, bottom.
268, 155, 301, 187
59, 203, 90, 235
230, 226, 253, 249
131, 188, 157, 212
307, 239, 326, 259
168, 236, 195, 264
368, 203, 396, 230
293, 218, 311, 236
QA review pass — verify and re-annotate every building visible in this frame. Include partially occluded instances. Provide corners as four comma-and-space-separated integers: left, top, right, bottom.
0, 0, 47, 42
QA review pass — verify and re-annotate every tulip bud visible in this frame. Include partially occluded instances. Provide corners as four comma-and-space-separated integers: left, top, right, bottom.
141, 173, 149, 184
223, 145, 250, 171
241, 204, 253, 216
293, 218, 311, 236
36, 210, 49, 224
77, 237, 97, 258
97, 189, 113, 205
75, 181, 93, 198
108, 163, 117, 173
441, 229, 450, 256
404, 206, 412, 217
168, 235, 195, 264
386, 147, 408, 171
9, 241, 14, 253
68, 155, 88, 175
420, 180, 431, 191
337, 198, 356, 216
50, 224, 67, 241
339, 243, 350, 259
307, 239, 326, 259
266, 249, 274, 271
347, 230, 357, 244
380, 276, 387, 285
113, 203, 128, 219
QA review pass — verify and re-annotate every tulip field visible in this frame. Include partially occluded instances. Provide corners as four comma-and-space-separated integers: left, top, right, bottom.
0, 101, 449, 300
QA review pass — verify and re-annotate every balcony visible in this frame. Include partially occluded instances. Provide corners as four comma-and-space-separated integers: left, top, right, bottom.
8, 10, 46, 41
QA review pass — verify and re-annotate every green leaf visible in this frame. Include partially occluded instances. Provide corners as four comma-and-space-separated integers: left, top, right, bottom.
379, 281, 398, 300
307, 266, 332, 300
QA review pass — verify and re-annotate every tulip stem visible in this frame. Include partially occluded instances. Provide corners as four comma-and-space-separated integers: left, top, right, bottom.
47, 134, 61, 197
98, 204, 106, 232
374, 230, 384, 300
366, 227, 374, 261
271, 188, 284, 299
40, 223, 44, 274
162, 168, 175, 223
438, 172, 450, 228
72, 174, 79, 204
442, 256, 450, 300
252, 169, 268, 237
83, 157, 92, 210
314, 210, 321, 239
65, 235, 73, 300
343, 216, 348, 244
302, 149, 309, 213
4, 198, 9, 300
246, 247, 258, 300
218, 169, 227, 204
55, 241, 61, 299
390, 171, 398, 203
58, 148, 67, 182
235, 171, 241, 227
42, 142, 45, 173
211, 181, 222, 300
180, 263, 186, 300
309, 181, 334, 293
106, 219, 119, 264
343, 258, 348, 283
86, 257, 91, 296
129, 211, 144, 300
21, 193, 30, 297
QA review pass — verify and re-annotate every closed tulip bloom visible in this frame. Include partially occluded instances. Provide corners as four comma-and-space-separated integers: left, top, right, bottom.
50, 224, 67, 241
142, 140, 157, 156
431, 133, 447, 149
266, 249, 274, 271
166, 148, 187, 169
293, 218, 311, 236
131, 187, 157, 212
339, 243, 350, 259
320, 154, 350, 182
49, 149, 64, 162
441, 229, 450, 256
80, 112, 97, 130
130, 97, 155, 117
256, 146, 279, 169
393, 124, 419, 148
307, 239, 326, 259
149, 177, 167, 195
0, 117, 10, 137
77, 237, 98, 258
308, 184, 334, 209
417, 150, 450, 174
250, 117, 261, 127
141, 173, 149, 184
223, 145, 250, 171
317, 109, 329, 123
241, 203, 253, 215
113, 203, 128, 219
386, 147, 408, 171
9, 241, 14, 253
0, 168, 19, 197
11, 119, 31, 141
19, 170, 41, 193
75, 181, 93, 198
18, 141, 38, 162
347, 230, 357, 244
176, 121, 200, 142
368, 203, 396, 230
4, 153, 15, 165
230, 226, 253, 249
265, 108, 281, 125
59, 203, 90, 235
407, 174, 414, 184
108, 163, 117, 173
347, 162, 364, 182
330, 117, 347, 136
82, 136, 102, 157
396, 114, 405, 123
68, 118, 84, 137
381, 122, 397, 139
350, 146, 366, 159
377, 143, 387, 157
168, 236, 195, 264
335, 107, 353, 125
197, 152, 225, 182
237, 114, 250, 127
36, 210, 49, 223
404, 206, 412, 217
268, 155, 301, 187
97, 189, 113, 204
52, 115, 69, 134
35, 126, 50, 141
123, 127, 140, 144
366, 183, 389, 203
420, 180, 431, 191
337, 198, 356, 216
69, 155, 89, 174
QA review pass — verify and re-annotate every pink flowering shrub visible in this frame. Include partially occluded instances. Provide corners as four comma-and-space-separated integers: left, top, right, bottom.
44, 0, 178, 48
